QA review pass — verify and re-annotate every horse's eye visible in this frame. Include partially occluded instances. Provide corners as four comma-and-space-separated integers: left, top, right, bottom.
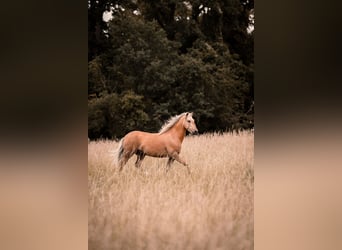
187, 120, 191, 123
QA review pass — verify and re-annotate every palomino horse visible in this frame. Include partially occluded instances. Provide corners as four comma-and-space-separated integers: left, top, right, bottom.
116, 112, 198, 173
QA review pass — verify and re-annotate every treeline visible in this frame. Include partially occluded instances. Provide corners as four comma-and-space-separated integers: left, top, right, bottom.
88, 0, 254, 139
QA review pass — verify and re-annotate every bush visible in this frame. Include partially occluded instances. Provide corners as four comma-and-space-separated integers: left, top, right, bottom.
88, 91, 149, 139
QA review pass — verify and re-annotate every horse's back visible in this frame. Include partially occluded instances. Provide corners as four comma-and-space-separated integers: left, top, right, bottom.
124, 130, 157, 140
123, 130, 158, 147
123, 130, 168, 156
123, 130, 145, 145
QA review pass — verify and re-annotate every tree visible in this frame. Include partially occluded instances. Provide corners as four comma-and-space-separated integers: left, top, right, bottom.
88, 0, 254, 139
88, 91, 149, 139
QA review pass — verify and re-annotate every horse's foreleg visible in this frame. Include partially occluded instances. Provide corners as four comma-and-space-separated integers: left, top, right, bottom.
171, 153, 187, 166
170, 153, 191, 174
167, 157, 175, 167
166, 157, 175, 172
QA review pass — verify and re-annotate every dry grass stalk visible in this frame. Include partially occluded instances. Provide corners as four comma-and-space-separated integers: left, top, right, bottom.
89, 131, 254, 250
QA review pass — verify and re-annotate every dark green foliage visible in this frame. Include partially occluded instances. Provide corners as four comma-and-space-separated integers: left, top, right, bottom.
88, 91, 149, 139
88, 0, 254, 139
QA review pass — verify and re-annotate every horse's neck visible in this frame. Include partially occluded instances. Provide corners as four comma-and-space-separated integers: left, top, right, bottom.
169, 119, 186, 142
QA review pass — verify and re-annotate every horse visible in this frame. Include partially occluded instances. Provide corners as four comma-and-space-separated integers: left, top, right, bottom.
115, 112, 198, 173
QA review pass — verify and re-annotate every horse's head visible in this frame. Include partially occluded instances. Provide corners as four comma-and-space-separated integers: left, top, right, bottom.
183, 112, 198, 134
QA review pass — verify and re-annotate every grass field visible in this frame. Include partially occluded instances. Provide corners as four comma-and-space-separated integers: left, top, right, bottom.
88, 131, 254, 250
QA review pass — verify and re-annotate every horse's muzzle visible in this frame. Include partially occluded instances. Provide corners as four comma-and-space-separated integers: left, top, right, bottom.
193, 130, 199, 135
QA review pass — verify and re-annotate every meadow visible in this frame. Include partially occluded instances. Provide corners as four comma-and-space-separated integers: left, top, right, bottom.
88, 131, 254, 250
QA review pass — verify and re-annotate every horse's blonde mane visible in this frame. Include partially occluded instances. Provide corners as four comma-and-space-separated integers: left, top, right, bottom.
159, 113, 187, 134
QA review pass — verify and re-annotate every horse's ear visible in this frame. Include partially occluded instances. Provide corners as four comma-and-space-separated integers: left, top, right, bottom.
185, 112, 189, 117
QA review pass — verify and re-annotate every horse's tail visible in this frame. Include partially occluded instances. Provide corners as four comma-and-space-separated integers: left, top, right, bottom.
114, 138, 124, 167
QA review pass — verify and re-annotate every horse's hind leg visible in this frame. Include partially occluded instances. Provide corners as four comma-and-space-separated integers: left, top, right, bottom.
135, 151, 145, 169
118, 156, 128, 171
119, 151, 133, 171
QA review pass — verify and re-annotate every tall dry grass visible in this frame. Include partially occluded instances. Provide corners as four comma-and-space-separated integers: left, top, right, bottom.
88, 131, 253, 250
